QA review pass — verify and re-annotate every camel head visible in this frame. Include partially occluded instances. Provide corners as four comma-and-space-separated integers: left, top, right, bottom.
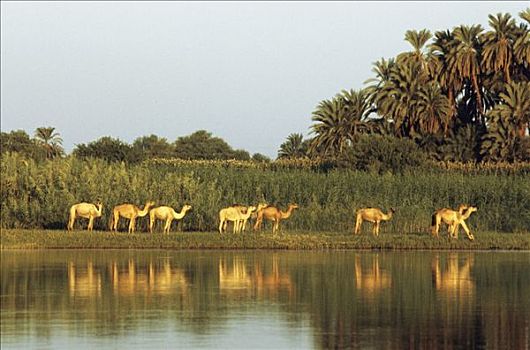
257, 203, 268, 211
466, 206, 478, 215
182, 204, 192, 212
288, 204, 299, 211
247, 206, 257, 213
390, 207, 396, 213
146, 201, 155, 207
457, 204, 469, 211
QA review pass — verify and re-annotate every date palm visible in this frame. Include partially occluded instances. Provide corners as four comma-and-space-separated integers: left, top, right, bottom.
309, 89, 373, 156
481, 13, 517, 83
448, 25, 484, 120
34, 127, 64, 159
415, 82, 452, 134
278, 133, 307, 159
398, 29, 432, 74
372, 60, 423, 137
429, 30, 461, 127
514, 9, 530, 79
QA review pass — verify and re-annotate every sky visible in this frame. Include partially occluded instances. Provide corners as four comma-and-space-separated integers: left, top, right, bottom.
1, 1, 528, 158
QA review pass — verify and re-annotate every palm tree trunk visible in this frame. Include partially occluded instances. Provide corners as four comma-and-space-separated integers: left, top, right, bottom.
471, 74, 484, 124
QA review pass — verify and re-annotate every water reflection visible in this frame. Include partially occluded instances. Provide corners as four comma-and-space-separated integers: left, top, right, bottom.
354, 254, 391, 296
1, 250, 529, 349
432, 253, 474, 298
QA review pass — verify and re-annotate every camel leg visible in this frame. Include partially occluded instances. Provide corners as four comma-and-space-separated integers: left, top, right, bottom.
111, 212, 118, 231
354, 215, 362, 235
128, 217, 135, 234
376, 221, 380, 236
459, 221, 474, 240
164, 219, 172, 234
432, 215, 441, 238
68, 215, 74, 231
149, 215, 155, 234
372, 222, 377, 236
88, 216, 94, 231
254, 217, 262, 231
219, 218, 225, 234
450, 223, 458, 238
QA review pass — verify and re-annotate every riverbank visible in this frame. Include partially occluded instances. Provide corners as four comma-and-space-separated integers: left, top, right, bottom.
1, 229, 529, 250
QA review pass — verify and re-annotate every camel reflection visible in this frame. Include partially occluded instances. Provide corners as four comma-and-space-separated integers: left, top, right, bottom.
219, 257, 252, 291
432, 254, 475, 297
354, 254, 391, 296
68, 259, 188, 297
68, 260, 102, 297
254, 254, 293, 298
218, 255, 293, 297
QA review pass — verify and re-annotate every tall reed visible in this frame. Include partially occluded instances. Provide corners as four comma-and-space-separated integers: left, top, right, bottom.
1, 153, 528, 233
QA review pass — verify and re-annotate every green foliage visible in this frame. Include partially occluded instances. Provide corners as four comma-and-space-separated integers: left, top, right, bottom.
251, 153, 271, 162
308, 10, 530, 164
0, 130, 46, 160
73, 136, 137, 163
33, 127, 64, 159
174, 130, 250, 160
340, 135, 428, 173
132, 134, 174, 160
277, 133, 309, 159
1, 154, 528, 233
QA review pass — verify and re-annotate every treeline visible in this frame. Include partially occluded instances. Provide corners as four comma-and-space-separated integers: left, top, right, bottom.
0, 129, 271, 163
1, 153, 528, 233
281, 10, 530, 164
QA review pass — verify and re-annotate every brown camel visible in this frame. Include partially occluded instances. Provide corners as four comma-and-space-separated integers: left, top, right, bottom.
67, 202, 103, 231
110, 201, 155, 233
149, 205, 192, 234
431, 204, 469, 238
219, 206, 257, 234
354, 207, 395, 236
253, 204, 299, 234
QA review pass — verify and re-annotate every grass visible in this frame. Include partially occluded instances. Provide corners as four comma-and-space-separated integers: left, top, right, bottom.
1, 229, 529, 250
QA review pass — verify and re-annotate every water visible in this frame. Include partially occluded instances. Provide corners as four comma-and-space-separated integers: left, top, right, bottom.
1, 250, 529, 349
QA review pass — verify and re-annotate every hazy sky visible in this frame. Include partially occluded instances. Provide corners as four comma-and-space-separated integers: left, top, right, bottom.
1, 1, 528, 157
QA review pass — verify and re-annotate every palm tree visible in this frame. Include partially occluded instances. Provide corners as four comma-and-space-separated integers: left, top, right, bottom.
481, 13, 517, 84
34, 127, 64, 159
429, 30, 462, 126
309, 97, 350, 156
372, 60, 424, 137
448, 25, 485, 121
278, 133, 307, 159
415, 82, 452, 134
513, 9, 530, 80
398, 29, 432, 73
309, 89, 374, 156
497, 81, 530, 136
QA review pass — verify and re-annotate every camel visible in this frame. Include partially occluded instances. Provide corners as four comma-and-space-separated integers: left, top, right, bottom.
431, 204, 469, 238
253, 204, 299, 234
229, 203, 268, 232
219, 206, 257, 234
432, 205, 477, 240
110, 201, 155, 233
149, 204, 192, 234
354, 207, 395, 236
67, 202, 103, 231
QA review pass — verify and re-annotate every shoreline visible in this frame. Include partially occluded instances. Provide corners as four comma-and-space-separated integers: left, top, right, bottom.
1, 229, 529, 251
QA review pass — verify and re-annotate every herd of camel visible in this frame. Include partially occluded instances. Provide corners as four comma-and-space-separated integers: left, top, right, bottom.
66, 201, 478, 240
